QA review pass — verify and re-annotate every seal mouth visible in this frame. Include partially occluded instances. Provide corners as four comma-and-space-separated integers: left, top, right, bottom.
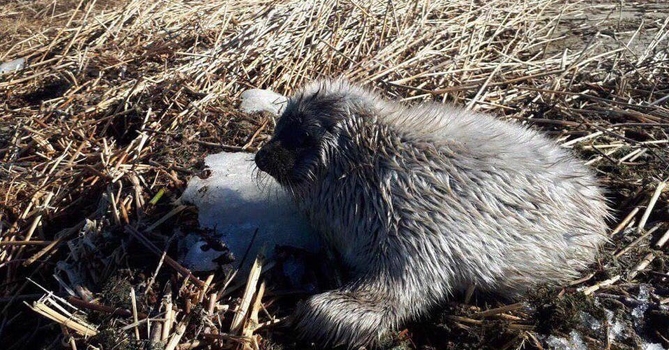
254, 142, 296, 185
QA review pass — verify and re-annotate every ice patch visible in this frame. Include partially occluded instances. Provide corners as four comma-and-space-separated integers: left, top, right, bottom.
632, 285, 651, 328
580, 311, 602, 332
605, 309, 625, 342
239, 89, 287, 115
0, 57, 26, 74
179, 152, 320, 274
546, 330, 588, 350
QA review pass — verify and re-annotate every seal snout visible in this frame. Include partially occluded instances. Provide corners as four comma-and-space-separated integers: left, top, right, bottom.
254, 141, 296, 184
254, 146, 272, 174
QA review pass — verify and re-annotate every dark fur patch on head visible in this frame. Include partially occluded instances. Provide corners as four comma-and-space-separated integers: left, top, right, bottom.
284, 90, 349, 133
255, 91, 347, 187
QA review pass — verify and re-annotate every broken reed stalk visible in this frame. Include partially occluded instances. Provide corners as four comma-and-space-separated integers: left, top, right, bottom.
655, 229, 669, 248
637, 181, 667, 233
615, 223, 662, 258
0, 240, 52, 246
165, 315, 190, 350
610, 207, 640, 236
583, 275, 622, 296
472, 303, 525, 318
243, 280, 266, 338
28, 300, 98, 337
25, 286, 99, 337
230, 252, 264, 335
130, 287, 141, 341
628, 253, 655, 280
198, 274, 215, 304
162, 295, 174, 342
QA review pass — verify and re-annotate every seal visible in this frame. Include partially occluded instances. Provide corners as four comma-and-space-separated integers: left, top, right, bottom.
254, 80, 609, 349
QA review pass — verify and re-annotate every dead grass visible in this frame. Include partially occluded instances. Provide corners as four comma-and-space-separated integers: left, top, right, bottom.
1, 0, 668, 349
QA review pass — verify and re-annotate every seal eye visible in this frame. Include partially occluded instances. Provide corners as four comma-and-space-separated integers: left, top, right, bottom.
294, 131, 309, 147
282, 129, 310, 149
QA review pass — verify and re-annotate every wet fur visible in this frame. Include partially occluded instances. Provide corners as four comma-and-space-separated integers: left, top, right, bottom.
254, 80, 609, 349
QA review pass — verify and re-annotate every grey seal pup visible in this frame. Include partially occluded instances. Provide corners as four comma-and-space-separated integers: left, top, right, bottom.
254, 79, 609, 349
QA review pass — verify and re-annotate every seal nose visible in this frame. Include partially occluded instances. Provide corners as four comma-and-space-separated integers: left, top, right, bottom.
254, 140, 294, 183
255, 147, 270, 173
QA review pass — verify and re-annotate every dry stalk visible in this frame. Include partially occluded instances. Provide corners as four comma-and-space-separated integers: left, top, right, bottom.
230, 252, 264, 335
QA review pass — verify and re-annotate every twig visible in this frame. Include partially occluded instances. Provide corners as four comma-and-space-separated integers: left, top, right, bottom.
130, 287, 141, 340
615, 224, 662, 258
610, 207, 640, 236
637, 181, 666, 233
583, 275, 621, 295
